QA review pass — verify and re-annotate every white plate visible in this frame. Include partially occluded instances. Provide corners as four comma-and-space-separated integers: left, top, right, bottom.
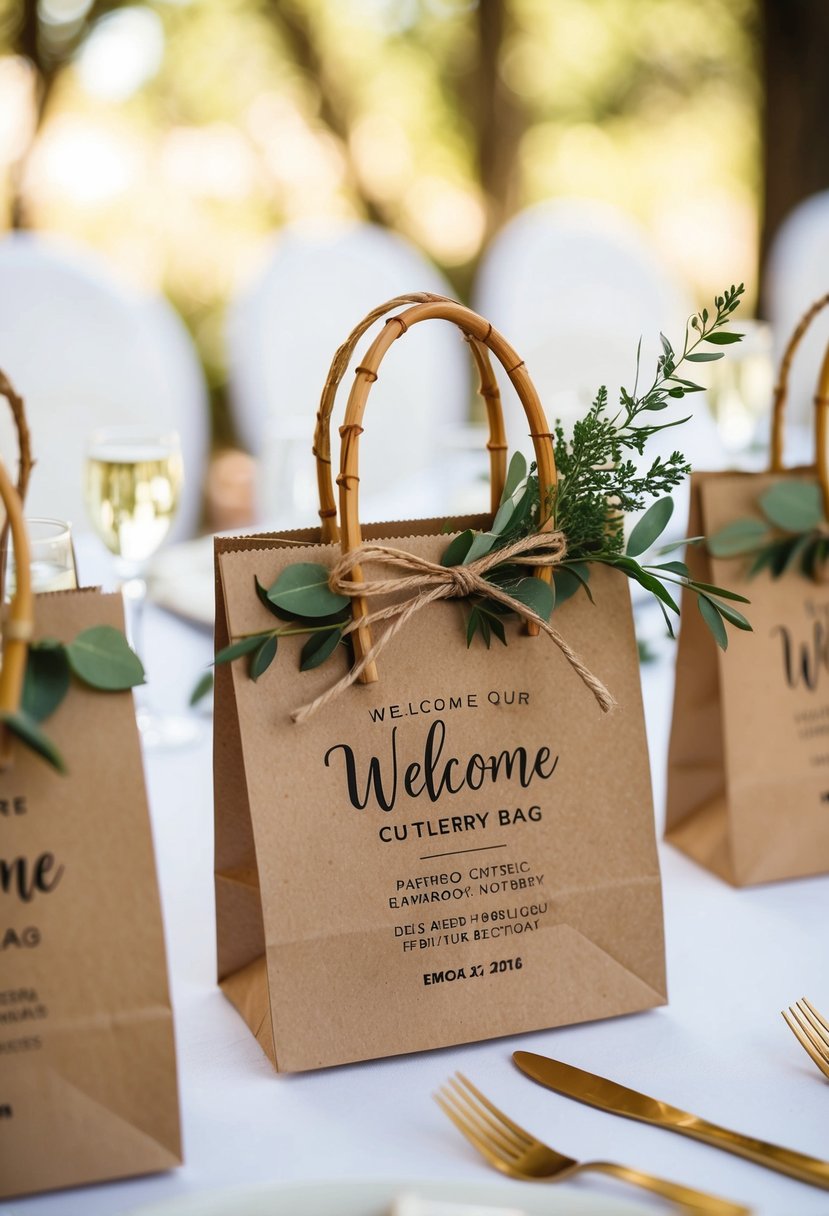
124, 1177, 653, 1216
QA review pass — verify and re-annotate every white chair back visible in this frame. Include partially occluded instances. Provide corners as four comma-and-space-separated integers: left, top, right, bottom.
474, 198, 719, 542
765, 190, 829, 445
0, 233, 208, 541
227, 221, 470, 524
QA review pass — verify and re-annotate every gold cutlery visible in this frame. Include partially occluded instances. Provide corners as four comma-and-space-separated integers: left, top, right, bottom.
782, 998, 829, 1081
513, 1050, 829, 1190
435, 1072, 750, 1215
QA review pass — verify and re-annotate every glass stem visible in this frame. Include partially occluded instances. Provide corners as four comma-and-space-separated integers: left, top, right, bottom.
120, 574, 147, 659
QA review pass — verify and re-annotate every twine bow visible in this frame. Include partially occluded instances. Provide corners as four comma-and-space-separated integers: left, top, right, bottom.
292, 531, 616, 724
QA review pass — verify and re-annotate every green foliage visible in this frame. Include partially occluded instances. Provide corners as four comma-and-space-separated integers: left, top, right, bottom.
0, 710, 66, 774
216, 287, 752, 674
266, 563, 350, 618
708, 478, 829, 582
213, 573, 352, 682
22, 644, 71, 723
14, 625, 144, 770
440, 286, 752, 654
190, 670, 214, 706
66, 626, 146, 691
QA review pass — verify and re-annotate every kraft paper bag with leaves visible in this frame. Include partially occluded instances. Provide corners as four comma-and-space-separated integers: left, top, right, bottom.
213, 296, 669, 1073
667, 296, 829, 885
0, 590, 181, 1198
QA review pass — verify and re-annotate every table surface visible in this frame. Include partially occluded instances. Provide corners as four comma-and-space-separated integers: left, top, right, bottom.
6, 547, 828, 1216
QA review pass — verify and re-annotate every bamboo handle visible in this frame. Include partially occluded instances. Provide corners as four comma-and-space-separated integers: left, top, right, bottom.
769, 292, 829, 514
0, 457, 32, 767
313, 292, 508, 542
336, 300, 557, 684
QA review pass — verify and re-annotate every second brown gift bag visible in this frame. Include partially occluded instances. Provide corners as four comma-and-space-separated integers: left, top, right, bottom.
668, 296, 829, 885
214, 296, 667, 1073
0, 433, 180, 1198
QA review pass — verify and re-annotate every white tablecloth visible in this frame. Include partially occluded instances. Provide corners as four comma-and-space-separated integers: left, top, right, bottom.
6, 566, 828, 1216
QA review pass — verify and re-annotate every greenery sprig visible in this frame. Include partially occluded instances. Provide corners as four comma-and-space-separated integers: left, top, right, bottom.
9, 626, 145, 772
708, 481, 829, 580
213, 565, 352, 684
435, 284, 750, 651
212, 284, 751, 687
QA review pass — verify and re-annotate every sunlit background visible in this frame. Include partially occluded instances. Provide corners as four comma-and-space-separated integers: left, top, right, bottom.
0, 0, 761, 443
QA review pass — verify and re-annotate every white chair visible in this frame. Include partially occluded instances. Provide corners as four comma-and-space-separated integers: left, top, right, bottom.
227, 221, 470, 525
0, 232, 209, 541
474, 199, 705, 437
765, 190, 829, 447
474, 199, 723, 547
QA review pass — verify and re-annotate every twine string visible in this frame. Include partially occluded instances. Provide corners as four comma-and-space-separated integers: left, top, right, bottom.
291, 531, 616, 724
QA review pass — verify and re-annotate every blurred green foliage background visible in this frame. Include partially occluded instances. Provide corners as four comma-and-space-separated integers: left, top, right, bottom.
0, 0, 760, 445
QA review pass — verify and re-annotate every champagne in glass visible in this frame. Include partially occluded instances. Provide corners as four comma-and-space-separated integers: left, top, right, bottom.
84, 427, 196, 748
85, 434, 183, 568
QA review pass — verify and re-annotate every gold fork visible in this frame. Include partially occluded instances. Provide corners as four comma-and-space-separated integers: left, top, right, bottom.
435, 1073, 751, 1215
782, 998, 829, 1080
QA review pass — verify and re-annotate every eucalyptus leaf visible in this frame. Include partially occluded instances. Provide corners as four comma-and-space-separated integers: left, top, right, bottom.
249, 634, 277, 681
554, 563, 593, 606
703, 596, 751, 631
685, 351, 724, 362
748, 545, 778, 577
805, 537, 829, 580
657, 536, 706, 554
704, 331, 744, 345
442, 529, 474, 567
215, 633, 271, 665
256, 576, 293, 620
300, 627, 342, 671
478, 607, 507, 646
685, 579, 750, 603
781, 532, 815, 575
656, 598, 676, 640
510, 576, 555, 621
698, 595, 728, 650
499, 452, 527, 506
268, 562, 349, 618
626, 497, 675, 556
654, 560, 690, 577
463, 530, 498, 565
466, 607, 481, 649
66, 626, 145, 691
759, 481, 824, 532
0, 709, 65, 773
707, 518, 768, 557
190, 671, 214, 706
23, 644, 71, 722
770, 537, 797, 577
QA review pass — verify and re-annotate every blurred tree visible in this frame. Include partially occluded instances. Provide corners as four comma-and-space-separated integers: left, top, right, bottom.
0, 0, 762, 445
1, 0, 130, 227
761, 0, 829, 275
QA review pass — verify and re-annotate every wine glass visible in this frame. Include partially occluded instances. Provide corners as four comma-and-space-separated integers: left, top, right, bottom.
6, 517, 78, 597
84, 425, 197, 748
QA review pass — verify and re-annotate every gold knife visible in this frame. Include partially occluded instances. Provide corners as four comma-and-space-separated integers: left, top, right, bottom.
513, 1050, 829, 1191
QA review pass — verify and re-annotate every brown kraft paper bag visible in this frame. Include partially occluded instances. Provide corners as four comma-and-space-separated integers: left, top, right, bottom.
0, 590, 181, 1198
214, 297, 667, 1073
666, 296, 829, 885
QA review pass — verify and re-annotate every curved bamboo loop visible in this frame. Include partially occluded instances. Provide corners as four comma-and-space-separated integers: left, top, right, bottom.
769, 292, 829, 515
0, 456, 32, 766
336, 299, 558, 684
313, 292, 508, 540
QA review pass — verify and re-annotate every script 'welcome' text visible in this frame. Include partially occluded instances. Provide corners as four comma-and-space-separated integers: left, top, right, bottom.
324, 718, 558, 812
